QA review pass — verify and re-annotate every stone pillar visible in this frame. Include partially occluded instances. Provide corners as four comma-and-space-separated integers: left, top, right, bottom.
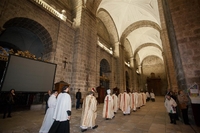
114, 42, 125, 92
133, 58, 138, 91
129, 57, 134, 92
110, 55, 115, 89
71, 7, 97, 94
162, 0, 187, 90
158, 0, 179, 91
162, 52, 170, 89
139, 65, 145, 91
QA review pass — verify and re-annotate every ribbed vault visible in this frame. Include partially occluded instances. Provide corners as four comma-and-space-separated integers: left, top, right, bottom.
97, 0, 163, 65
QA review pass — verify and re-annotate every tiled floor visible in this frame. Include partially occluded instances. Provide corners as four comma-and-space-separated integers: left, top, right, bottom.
0, 96, 200, 133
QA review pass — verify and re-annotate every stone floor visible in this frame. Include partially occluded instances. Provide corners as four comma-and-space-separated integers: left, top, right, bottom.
0, 96, 200, 133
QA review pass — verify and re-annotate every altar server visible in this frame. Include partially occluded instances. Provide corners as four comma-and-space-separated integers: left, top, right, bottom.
39, 90, 58, 133
165, 93, 177, 124
49, 85, 71, 133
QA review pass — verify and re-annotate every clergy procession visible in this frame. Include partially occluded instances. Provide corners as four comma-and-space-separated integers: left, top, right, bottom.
39, 86, 155, 133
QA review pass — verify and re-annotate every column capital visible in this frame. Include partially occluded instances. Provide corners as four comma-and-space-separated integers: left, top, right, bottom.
114, 41, 121, 45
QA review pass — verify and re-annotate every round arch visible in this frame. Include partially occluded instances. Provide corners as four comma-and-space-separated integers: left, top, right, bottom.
133, 43, 163, 59
120, 20, 161, 44
100, 58, 111, 75
97, 8, 119, 48
2, 17, 53, 55
137, 46, 163, 66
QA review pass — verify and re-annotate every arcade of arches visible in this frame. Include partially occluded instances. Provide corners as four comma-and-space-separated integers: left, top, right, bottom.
0, 0, 200, 126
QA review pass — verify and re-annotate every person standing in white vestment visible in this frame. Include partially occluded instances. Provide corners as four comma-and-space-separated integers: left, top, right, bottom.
49, 85, 71, 133
103, 89, 115, 120
39, 90, 58, 133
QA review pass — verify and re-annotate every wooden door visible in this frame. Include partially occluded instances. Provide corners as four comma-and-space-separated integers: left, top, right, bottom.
96, 86, 106, 103
147, 78, 161, 96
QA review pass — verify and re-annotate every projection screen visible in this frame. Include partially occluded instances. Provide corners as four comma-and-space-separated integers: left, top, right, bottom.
0, 55, 57, 92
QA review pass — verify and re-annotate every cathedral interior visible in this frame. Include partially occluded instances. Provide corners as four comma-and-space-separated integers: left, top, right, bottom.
0, 0, 200, 129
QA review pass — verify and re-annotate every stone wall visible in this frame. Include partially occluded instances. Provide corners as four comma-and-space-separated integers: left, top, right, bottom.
142, 56, 167, 95
166, 0, 200, 126
0, 0, 75, 85
70, 7, 98, 97
167, 0, 200, 89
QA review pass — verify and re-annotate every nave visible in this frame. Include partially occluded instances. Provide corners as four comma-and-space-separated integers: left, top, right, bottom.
0, 97, 199, 133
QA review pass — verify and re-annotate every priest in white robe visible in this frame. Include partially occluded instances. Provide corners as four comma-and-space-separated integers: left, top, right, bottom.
39, 90, 58, 133
112, 90, 118, 114
141, 92, 146, 106
118, 93, 122, 110
120, 90, 130, 115
49, 85, 71, 133
80, 91, 98, 132
137, 93, 143, 109
103, 89, 115, 120
131, 91, 138, 112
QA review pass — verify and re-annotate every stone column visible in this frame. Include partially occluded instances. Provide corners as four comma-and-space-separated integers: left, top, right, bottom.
71, 7, 97, 94
114, 42, 125, 92
129, 57, 134, 92
162, 0, 187, 90
158, 0, 179, 91
132, 58, 138, 91
162, 52, 171, 89
139, 65, 145, 91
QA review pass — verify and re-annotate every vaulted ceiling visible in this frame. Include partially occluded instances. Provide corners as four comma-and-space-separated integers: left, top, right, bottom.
96, 0, 163, 65
53, 0, 164, 66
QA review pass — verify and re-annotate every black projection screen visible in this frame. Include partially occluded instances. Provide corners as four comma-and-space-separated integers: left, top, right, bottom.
1, 55, 57, 92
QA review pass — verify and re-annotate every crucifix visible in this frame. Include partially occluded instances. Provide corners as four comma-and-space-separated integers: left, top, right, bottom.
62, 57, 68, 69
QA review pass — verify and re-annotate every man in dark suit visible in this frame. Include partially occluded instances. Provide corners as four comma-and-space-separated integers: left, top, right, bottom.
76, 89, 82, 109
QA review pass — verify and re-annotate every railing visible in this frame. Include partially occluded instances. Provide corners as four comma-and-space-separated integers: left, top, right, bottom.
97, 41, 113, 55
97, 41, 130, 67
32, 0, 67, 21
